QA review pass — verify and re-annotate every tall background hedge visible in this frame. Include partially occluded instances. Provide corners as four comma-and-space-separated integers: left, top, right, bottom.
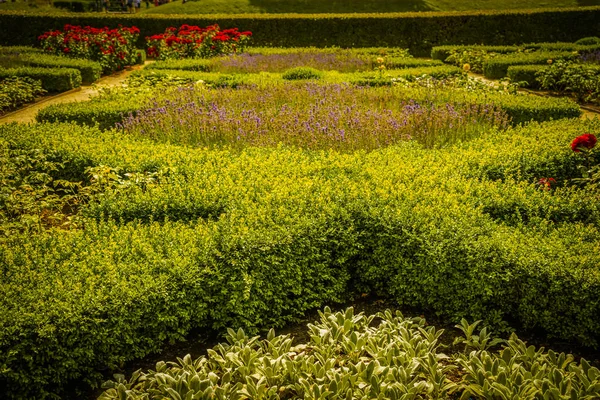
1, 7, 600, 55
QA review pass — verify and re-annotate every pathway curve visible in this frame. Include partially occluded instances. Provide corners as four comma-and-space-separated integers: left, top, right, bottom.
0, 63, 149, 124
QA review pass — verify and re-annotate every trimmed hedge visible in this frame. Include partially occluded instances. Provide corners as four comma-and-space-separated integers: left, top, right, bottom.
482, 51, 578, 79
0, 45, 43, 55
351, 65, 464, 86
0, 67, 81, 92
431, 42, 600, 60
1, 117, 600, 398
2, 53, 102, 84
507, 64, 548, 89
431, 45, 519, 61
146, 58, 215, 72
1, 7, 600, 55
36, 97, 143, 130
146, 56, 442, 73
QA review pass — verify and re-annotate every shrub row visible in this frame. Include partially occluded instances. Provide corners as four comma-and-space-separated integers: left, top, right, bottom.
431, 45, 520, 61
2, 52, 102, 84
146, 56, 442, 73
0, 45, 43, 55
1, 117, 600, 398
507, 64, 548, 89
431, 42, 600, 60
482, 51, 578, 79
0, 67, 81, 92
1, 7, 600, 55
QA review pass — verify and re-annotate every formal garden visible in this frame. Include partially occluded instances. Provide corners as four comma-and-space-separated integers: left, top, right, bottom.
1, 4, 600, 400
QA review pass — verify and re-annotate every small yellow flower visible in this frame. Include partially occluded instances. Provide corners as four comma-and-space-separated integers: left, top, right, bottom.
547, 59, 553, 65
378, 64, 386, 70
462, 63, 471, 72
376, 57, 384, 64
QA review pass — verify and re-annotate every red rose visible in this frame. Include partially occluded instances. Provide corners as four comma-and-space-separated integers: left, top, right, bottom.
571, 133, 597, 152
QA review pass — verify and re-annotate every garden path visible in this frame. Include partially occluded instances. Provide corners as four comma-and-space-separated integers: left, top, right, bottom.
0, 62, 149, 124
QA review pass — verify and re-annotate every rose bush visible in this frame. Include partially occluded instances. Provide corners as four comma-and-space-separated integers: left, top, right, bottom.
38, 24, 140, 74
146, 24, 251, 60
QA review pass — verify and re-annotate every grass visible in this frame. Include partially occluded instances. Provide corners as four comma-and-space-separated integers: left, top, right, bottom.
140, 0, 600, 15
0, 0, 71, 13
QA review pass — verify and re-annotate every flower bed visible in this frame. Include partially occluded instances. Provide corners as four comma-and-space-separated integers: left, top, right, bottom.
146, 24, 251, 60
38, 24, 140, 74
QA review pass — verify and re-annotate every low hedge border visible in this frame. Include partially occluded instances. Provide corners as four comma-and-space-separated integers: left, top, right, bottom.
1, 7, 600, 55
0, 67, 81, 92
431, 42, 600, 61
2, 53, 102, 84
482, 51, 578, 79
507, 64, 549, 89
146, 57, 443, 73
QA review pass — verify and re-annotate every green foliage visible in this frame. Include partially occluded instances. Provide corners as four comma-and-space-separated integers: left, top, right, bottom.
135, 49, 146, 65
483, 51, 578, 79
100, 307, 458, 400
0, 76, 45, 112
36, 97, 144, 130
0, 66, 81, 92
146, 58, 214, 72
0, 45, 43, 55
281, 66, 323, 80
1, 7, 600, 55
507, 64, 548, 89
576, 36, 600, 45
536, 60, 600, 104
98, 308, 600, 400
0, 52, 101, 84
1, 117, 600, 398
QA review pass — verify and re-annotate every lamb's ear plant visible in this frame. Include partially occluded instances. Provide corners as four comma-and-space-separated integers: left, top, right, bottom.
453, 318, 505, 352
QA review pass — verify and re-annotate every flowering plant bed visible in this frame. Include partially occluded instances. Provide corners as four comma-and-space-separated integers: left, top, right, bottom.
146, 24, 251, 60
38, 24, 140, 74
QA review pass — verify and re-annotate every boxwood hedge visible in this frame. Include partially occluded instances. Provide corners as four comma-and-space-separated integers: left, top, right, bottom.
0, 66, 81, 92
1, 117, 600, 398
1, 7, 600, 55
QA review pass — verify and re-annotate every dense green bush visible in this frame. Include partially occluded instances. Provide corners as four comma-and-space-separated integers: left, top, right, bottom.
537, 61, 600, 104
0, 76, 45, 112
1, 7, 600, 55
576, 36, 600, 45
281, 66, 323, 80
1, 117, 600, 398
507, 64, 548, 89
351, 65, 463, 86
0, 66, 81, 92
146, 58, 214, 72
36, 97, 144, 129
1, 52, 102, 84
483, 51, 578, 79
135, 49, 146, 65
0, 45, 43, 55
431, 44, 519, 61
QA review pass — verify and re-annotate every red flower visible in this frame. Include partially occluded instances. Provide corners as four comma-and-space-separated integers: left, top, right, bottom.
571, 133, 597, 152
538, 177, 556, 190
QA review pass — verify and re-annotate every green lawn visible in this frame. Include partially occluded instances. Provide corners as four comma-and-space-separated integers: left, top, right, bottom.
0, 0, 71, 13
140, 0, 600, 15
